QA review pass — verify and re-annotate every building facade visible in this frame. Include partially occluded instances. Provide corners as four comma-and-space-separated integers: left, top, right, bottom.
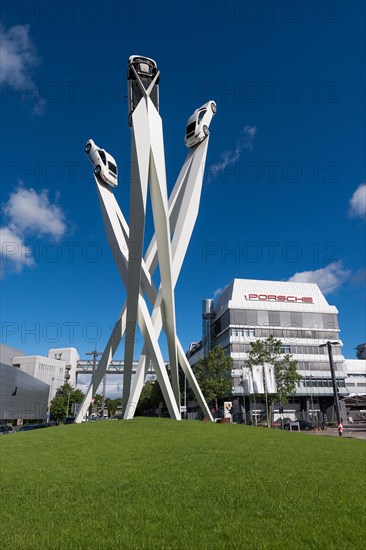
11, 348, 79, 402
188, 279, 347, 421
344, 359, 366, 397
0, 362, 49, 422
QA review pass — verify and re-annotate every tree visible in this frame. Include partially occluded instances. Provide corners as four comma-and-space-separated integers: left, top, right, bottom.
194, 346, 233, 411
50, 383, 85, 421
93, 394, 103, 409
50, 396, 67, 422
136, 380, 164, 416
246, 336, 301, 424
105, 397, 123, 417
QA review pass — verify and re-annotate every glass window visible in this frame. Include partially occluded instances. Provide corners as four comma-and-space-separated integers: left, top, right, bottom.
197, 109, 206, 124
139, 62, 151, 74
98, 150, 107, 165
290, 312, 302, 326
186, 122, 196, 136
108, 162, 117, 175
269, 312, 280, 326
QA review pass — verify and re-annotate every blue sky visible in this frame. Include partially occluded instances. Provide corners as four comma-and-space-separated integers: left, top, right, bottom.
1, 0, 365, 384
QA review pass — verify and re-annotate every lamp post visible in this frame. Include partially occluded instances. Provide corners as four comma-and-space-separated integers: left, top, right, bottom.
85, 349, 102, 417
320, 341, 342, 436
46, 376, 54, 422
85, 349, 102, 375
241, 366, 247, 425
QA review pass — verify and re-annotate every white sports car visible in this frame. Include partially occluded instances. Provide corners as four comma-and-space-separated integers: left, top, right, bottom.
85, 139, 118, 187
184, 100, 217, 148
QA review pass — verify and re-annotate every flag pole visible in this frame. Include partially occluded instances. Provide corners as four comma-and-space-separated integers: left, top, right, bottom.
241, 366, 247, 425
264, 374, 269, 427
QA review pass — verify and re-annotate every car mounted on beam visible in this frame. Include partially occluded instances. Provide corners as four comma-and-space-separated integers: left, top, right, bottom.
184, 100, 217, 148
128, 55, 159, 126
85, 139, 118, 188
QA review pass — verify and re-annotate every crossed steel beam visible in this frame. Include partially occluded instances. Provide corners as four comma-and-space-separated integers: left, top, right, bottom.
75, 69, 213, 423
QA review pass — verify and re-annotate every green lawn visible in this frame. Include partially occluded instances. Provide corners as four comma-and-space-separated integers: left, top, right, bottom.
1, 418, 365, 549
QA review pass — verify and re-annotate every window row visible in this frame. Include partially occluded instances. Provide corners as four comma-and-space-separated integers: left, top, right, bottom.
228, 343, 342, 356
299, 379, 346, 388
228, 309, 339, 330
214, 326, 339, 342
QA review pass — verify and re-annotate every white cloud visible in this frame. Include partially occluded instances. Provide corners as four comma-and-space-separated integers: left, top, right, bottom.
1, 186, 67, 277
77, 375, 123, 399
3, 186, 66, 240
348, 183, 366, 219
288, 261, 351, 295
0, 24, 45, 114
0, 226, 34, 278
208, 125, 257, 180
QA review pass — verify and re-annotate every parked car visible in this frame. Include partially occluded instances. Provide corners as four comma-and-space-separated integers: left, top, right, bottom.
0, 424, 15, 435
284, 420, 315, 431
128, 55, 159, 125
85, 139, 118, 188
272, 417, 292, 429
184, 100, 217, 148
18, 424, 49, 432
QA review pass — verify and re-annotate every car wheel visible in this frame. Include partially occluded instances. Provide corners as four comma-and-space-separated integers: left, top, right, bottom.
203, 125, 209, 136
85, 143, 92, 153
305, 426, 310, 431
94, 165, 101, 176
211, 103, 217, 114
284, 425, 290, 430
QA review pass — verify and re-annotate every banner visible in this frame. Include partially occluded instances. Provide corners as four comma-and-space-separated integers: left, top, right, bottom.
242, 367, 254, 395
224, 402, 232, 419
252, 365, 264, 394
264, 363, 277, 394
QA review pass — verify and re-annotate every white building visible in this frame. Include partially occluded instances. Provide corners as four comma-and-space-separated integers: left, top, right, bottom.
344, 359, 366, 397
48, 347, 79, 388
11, 347, 79, 402
0, 345, 49, 422
188, 278, 347, 421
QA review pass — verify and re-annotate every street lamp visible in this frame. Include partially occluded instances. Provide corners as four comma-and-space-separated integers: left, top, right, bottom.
319, 341, 342, 436
85, 349, 102, 418
241, 366, 247, 425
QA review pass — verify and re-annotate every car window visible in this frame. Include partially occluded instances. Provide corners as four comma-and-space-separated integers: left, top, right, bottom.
139, 62, 151, 74
197, 109, 206, 124
108, 162, 117, 175
98, 150, 107, 165
186, 121, 196, 136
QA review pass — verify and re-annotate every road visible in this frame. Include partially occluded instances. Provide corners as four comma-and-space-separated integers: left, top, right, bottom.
305, 423, 366, 440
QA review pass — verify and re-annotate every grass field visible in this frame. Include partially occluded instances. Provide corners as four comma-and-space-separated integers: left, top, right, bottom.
1, 418, 365, 549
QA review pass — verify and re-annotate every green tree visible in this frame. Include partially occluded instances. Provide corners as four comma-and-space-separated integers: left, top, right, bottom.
194, 346, 233, 410
50, 396, 67, 422
50, 383, 84, 421
246, 336, 301, 425
136, 380, 164, 416
105, 397, 123, 416
93, 394, 103, 409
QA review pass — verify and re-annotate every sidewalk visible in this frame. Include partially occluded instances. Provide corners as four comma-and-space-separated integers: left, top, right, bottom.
305, 423, 366, 440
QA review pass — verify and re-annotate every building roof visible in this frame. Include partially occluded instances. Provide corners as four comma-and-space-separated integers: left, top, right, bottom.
214, 278, 338, 318
344, 359, 366, 375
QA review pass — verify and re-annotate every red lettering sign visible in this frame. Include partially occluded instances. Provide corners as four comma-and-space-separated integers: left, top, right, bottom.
245, 294, 313, 304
